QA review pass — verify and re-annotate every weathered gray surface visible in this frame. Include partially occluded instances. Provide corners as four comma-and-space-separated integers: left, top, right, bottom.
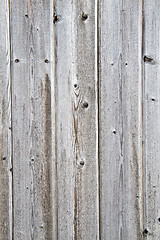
1, 0, 160, 239
0, 1, 12, 239
10, 0, 56, 239
99, 0, 143, 239
55, 0, 99, 239
143, 0, 160, 239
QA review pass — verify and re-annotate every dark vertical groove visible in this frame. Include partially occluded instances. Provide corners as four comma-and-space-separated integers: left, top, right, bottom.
8, 0, 14, 239
141, 0, 145, 237
74, 179, 78, 240
97, 0, 101, 239
53, 1, 58, 239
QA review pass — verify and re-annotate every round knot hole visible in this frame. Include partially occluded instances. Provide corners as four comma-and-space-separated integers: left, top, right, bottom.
144, 229, 148, 235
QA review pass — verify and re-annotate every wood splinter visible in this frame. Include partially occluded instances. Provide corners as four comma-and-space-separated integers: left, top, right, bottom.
144, 55, 154, 63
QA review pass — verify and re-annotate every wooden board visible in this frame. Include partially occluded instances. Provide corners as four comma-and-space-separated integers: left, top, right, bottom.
99, 1, 144, 239
10, 1, 57, 239
55, 0, 99, 239
10, 0, 99, 239
0, 1, 12, 239
1, 0, 160, 239
143, 0, 160, 239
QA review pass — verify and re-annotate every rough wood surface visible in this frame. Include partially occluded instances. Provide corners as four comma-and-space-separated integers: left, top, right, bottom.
55, 0, 99, 239
0, 1, 12, 239
99, 1, 143, 239
143, 0, 160, 239
1, 1, 160, 239
10, 1, 56, 239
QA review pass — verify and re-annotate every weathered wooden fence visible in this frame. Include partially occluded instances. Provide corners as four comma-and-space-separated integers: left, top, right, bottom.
0, 0, 160, 239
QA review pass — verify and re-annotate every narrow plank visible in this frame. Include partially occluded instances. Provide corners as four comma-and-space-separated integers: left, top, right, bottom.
55, 0, 99, 238
143, 1, 160, 238
0, 1, 12, 239
10, 1, 56, 239
99, 0, 143, 239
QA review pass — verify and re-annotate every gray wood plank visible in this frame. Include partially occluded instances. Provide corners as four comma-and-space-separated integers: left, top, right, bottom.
55, 0, 99, 239
10, 1, 57, 239
143, 1, 160, 238
0, 1, 12, 239
99, 1, 143, 239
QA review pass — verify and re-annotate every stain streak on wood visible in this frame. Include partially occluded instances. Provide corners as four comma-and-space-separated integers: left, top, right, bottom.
43, 73, 53, 239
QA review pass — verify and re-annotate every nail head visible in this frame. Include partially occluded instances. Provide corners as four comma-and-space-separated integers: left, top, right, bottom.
82, 102, 88, 108
80, 160, 84, 166
82, 12, 88, 21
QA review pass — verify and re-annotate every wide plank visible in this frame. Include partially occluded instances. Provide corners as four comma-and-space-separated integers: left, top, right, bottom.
10, 1, 56, 239
0, 1, 12, 239
99, 1, 143, 239
55, 0, 99, 239
143, 0, 160, 238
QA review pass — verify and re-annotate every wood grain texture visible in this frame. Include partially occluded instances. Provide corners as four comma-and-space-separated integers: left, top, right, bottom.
2, 1, 160, 239
10, 1, 56, 239
55, 0, 99, 239
99, 0, 143, 239
0, 1, 12, 239
143, 0, 160, 238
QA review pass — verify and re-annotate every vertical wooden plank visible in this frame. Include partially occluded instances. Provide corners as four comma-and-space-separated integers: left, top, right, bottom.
143, 1, 160, 238
10, 0, 57, 239
55, 0, 99, 238
0, 1, 12, 239
99, 0, 143, 239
